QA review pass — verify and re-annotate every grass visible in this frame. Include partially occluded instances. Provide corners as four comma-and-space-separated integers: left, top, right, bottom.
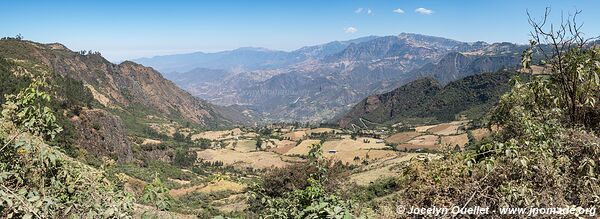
109, 160, 196, 189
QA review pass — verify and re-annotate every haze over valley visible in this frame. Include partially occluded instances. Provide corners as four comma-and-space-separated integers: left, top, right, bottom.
134, 33, 525, 123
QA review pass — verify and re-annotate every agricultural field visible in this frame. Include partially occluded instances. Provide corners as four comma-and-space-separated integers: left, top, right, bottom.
117, 120, 489, 217
386, 120, 486, 151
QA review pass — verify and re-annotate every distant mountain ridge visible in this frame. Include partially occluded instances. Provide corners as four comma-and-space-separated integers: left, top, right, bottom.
133, 36, 379, 74
134, 33, 526, 122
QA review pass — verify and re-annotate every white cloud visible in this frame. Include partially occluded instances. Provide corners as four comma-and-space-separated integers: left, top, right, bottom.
354, 8, 363, 14
367, 8, 373, 15
393, 8, 404, 14
415, 7, 433, 15
344, 27, 358, 34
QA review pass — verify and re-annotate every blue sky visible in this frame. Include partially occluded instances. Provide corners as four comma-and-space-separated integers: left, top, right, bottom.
1, 0, 599, 61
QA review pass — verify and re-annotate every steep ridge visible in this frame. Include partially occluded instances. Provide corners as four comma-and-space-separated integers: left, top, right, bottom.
410, 52, 521, 84
338, 71, 520, 127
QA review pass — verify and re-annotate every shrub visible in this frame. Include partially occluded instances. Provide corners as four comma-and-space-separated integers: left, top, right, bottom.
249, 143, 361, 218
173, 147, 196, 167
0, 78, 134, 218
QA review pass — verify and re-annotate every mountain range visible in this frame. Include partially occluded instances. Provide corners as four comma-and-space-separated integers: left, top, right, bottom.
134, 33, 527, 123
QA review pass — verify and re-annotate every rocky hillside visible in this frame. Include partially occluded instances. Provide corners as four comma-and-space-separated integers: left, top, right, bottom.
409, 51, 522, 84
0, 39, 251, 128
338, 71, 520, 128
0, 39, 256, 163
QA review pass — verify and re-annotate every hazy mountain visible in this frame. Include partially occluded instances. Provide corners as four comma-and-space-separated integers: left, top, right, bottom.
132, 36, 379, 74
409, 51, 522, 84
135, 33, 524, 123
133, 47, 294, 73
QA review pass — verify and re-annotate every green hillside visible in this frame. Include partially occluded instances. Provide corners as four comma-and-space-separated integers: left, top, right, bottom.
339, 71, 523, 127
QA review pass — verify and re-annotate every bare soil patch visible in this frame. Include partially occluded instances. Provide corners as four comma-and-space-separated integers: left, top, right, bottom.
428, 121, 468, 136
440, 133, 469, 149
386, 131, 421, 144
283, 130, 307, 141
415, 125, 437, 133
407, 135, 439, 147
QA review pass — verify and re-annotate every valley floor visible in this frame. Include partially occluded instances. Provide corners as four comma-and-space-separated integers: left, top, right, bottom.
117, 119, 488, 217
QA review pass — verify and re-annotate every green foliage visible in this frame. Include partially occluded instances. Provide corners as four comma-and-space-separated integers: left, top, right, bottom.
352, 177, 401, 202
172, 191, 230, 217
249, 143, 359, 218
196, 138, 212, 149
255, 135, 263, 151
0, 80, 133, 218
255, 178, 355, 219
344, 71, 520, 127
172, 129, 192, 143
173, 147, 196, 167
141, 176, 173, 211
374, 17, 600, 217
2, 79, 63, 140
111, 160, 195, 185
0, 57, 96, 157
0, 58, 31, 104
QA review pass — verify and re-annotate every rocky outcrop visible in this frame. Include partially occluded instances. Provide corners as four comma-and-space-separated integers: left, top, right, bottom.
71, 109, 133, 163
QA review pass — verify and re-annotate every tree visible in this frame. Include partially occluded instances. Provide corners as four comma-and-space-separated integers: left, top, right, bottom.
524, 8, 600, 129
255, 136, 263, 151
173, 147, 196, 167
453, 144, 461, 152
141, 176, 173, 212
249, 143, 357, 218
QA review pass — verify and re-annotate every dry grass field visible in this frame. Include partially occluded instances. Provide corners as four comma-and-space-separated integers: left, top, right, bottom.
385, 131, 421, 144
284, 140, 321, 155
326, 149, 398, 164
283, 137, 396, 163
196, 149, 289, 169
305, 128, 340, 135
269, 139, 297, 154
191, 128, 243, 141
471, 128, 491, 141
349, 153, 422, 185
230, 139, 257, 152
283, 130, 307, 141
440, 133, 469, 149
323, 137, 388, 151
414, 124, 437, 133
141, 138, 162, 145
428, 121, 468, 135
198, 180, 246, 193
406, 135, 439, 147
